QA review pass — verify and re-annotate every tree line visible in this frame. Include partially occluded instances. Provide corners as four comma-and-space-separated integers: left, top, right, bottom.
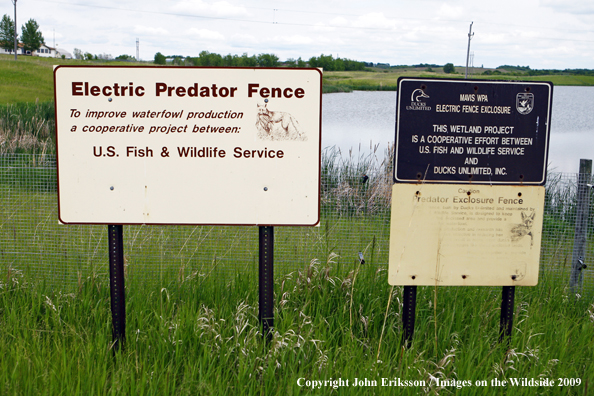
0, 14, 44, 53
493, 65, 594, 76
154, 51, 366, 70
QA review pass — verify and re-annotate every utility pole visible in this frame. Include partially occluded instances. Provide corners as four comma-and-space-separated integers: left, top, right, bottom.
12, 0, 17, 60
465, 22, 474, 79
136, 38, 139, 61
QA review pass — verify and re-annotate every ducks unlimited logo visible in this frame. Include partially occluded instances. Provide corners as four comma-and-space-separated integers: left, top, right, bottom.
406, 88, 431, 111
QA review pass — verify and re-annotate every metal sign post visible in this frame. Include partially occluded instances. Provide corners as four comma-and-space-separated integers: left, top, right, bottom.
499, 285, 515, 344
108, 224, 126, 350
401, 286, 417, 348
259, 226, 274, 341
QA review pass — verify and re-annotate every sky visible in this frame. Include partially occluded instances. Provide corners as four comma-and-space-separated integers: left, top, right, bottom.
3, 0, 594, 69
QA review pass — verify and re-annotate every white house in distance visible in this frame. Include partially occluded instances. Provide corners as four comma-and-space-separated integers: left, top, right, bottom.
1, 43, 27, 55
1, 43, 72, 58
34, 43, 54, 57
34, 43, 72, 59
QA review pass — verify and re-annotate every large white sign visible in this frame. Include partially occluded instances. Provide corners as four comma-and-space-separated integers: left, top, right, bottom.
54, 66, 322, 225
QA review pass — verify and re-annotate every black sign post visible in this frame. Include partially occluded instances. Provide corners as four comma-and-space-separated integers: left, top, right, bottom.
401, 285, 417, 349
108, 224, 126, 351
393, 77, 552, 346
259, 226, 274, 341
499, 285, 515, 344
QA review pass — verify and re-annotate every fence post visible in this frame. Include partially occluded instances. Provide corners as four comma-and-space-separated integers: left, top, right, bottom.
570, 159, 592, 295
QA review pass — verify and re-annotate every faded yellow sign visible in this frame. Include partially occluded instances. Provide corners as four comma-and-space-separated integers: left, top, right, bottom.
389, 183, 544, 286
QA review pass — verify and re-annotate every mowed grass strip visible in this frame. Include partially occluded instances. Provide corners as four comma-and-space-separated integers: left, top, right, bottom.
0, 55, 138, 104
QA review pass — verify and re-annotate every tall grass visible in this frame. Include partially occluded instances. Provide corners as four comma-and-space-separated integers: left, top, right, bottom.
1, 256, 593, 395
0, 101, 55, 154
321, 144, 393, 217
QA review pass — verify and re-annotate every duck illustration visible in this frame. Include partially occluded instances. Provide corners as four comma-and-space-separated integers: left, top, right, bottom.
411, 88, 429, 102
518, 99, 532, 113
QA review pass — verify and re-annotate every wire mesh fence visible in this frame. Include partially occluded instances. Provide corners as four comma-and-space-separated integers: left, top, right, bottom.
0, 153, 592, 295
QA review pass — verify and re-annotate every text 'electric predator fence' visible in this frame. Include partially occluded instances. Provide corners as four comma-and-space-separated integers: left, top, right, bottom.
0, 152, 592, 295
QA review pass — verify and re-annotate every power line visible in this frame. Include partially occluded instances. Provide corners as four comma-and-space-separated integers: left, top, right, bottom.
25, 0, 594, 49
30, 0, 594, 38
29, 0, 398, 31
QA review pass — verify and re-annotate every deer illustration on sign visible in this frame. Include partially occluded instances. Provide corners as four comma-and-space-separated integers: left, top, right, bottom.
255, 103, 306, 141
511, 211, 535, 246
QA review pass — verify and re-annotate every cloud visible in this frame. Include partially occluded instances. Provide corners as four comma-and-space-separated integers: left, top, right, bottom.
541, 0, 594, 15
41, 30, 64, 42
329, 17, 349, 27
438, 4, 465, 19
173, 0, 249, 17
230, 33, 259, 46
186, 28, 225, 40
271, 35, 314, 46
134, 26, 169, 36
354, 13, 397, 29
311, 22, 338, 33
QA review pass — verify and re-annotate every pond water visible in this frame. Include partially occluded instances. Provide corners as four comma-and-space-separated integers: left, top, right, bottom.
321, 86, 594, 173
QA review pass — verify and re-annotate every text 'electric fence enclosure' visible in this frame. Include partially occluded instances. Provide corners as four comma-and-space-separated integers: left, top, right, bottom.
54, 66, 322, 226
394, 78, 553, 185
389, 78, 553, 286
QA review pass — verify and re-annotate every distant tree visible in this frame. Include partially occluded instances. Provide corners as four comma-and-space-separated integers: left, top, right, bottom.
170, 56, 184, 65
223, 54, 234, 66
238, 53, 257, 67
154, 52, 166, 65
84, 52, 93, 61
309, 54, 335, 71
334, 58, 345, 71
308, 54, 364, 71
115, 54, 135, 61
256, 53, 279, 67
21, 18, 44, 53
443, 63, 455, 73
73, 48, 83, 60
195, 51, 223, 66
0, 14, 16, 52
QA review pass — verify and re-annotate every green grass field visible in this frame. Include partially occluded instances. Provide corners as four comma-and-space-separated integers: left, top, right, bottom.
0, 155, 593, 395
1, 247, 592, 395
0, 55, 139, 104
1, 54, 592, 103
322, 69, 594, 93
